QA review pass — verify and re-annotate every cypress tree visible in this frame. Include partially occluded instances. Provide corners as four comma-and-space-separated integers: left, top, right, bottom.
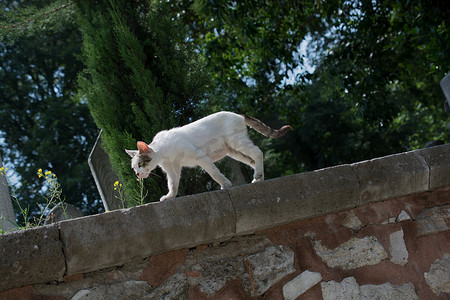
74, 0, 210, 205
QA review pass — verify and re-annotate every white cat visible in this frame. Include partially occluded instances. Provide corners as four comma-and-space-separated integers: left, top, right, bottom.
125, 111, 291, 201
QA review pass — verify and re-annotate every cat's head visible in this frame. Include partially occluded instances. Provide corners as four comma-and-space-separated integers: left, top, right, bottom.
125, 141, 155, 178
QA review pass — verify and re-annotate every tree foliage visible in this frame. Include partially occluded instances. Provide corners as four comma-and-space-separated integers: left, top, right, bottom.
187, 0, 450, 174
75, 0, 213, 204
0, 0, 77, 43
0, 1, 101, 220
287, 0, 450, 169
185, 0, 338, 112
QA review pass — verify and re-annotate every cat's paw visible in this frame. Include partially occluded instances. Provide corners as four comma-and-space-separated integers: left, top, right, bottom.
160, 194, 175, 201
221, 179, 232, 189
252, 173, 264, 183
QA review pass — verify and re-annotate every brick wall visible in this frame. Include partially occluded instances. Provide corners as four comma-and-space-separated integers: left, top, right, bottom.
1, 144, 449, 299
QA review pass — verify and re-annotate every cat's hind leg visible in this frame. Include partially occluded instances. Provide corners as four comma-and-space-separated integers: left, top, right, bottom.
227, 148, 255, 168
195, 153, 232, 189
227, 137, 264, 183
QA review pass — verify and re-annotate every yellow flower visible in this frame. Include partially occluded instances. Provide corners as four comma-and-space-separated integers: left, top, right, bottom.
45, 170, 52, 176
0, 167, 5, 175
114, 181, 122, 190
37, 168, 43, 178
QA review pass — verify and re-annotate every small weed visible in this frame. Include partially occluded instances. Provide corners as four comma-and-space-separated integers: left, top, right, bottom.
113, 180, 127, 209
35, 169, 67, 227
112, 178, 148, 209
0, 167, 66, 233
136, 178, 148, 206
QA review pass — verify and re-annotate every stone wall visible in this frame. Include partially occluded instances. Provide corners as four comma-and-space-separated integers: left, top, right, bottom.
0, 154, 16, 232
0, 144, 449, 299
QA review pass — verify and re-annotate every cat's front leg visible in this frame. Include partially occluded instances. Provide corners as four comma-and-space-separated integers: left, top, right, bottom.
160, 163, 181, 201
160, 183, 178, 201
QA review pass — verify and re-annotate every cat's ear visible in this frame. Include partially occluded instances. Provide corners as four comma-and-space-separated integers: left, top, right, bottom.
137, 141, 152, 154
125, 149, 138, 158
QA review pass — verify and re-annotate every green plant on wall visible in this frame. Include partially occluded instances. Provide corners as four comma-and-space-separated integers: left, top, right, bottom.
0, 167, 66, 232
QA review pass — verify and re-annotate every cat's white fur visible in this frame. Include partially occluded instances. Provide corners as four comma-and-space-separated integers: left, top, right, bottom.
125, 111, 290, 201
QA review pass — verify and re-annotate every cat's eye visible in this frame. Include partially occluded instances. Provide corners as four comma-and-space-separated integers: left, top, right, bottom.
138, 157, 151, 168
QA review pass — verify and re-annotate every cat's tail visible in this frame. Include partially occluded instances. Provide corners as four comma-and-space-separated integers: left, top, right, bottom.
242, 114, 292, 139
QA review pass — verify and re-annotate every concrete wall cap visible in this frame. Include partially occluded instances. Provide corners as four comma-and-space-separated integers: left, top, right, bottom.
351, 149, 429, 206
0, 224, 65, 292
60, 190, 235, 275
419, 144, 450, 190
229, 164, 359, 235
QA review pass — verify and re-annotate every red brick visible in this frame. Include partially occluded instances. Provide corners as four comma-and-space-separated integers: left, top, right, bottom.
0, 286, 64, 300
63, 273, 84, 283
140, 248, 188, 286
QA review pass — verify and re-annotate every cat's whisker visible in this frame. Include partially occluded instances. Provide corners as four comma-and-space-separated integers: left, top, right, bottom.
149, 171, 163, 179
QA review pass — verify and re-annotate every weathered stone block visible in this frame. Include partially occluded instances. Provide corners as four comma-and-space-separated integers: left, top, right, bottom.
352, 151, 429, 206
321, 277, 360, 299
283, 270, 322, 300
341, 211, 362, 230
440, 73, 450, 111
313, 236, 388, 270
88, 132, 123, 211
361, 282, 419, 299
229, 165, 359, 235
396, 210, 411, 222
183, 235, 295, 297
245, 245, 295, 296
425, 253, 450, 296
0, 154, 16, 233
389, 229, 408, 266
419, 144, 450, 189
71, 280, 153, 300
322, 277, 419, 300
60, 190, 235, 275
145, 272, 189, 300
0, 224, 65, 292
416, 205, 450, 237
